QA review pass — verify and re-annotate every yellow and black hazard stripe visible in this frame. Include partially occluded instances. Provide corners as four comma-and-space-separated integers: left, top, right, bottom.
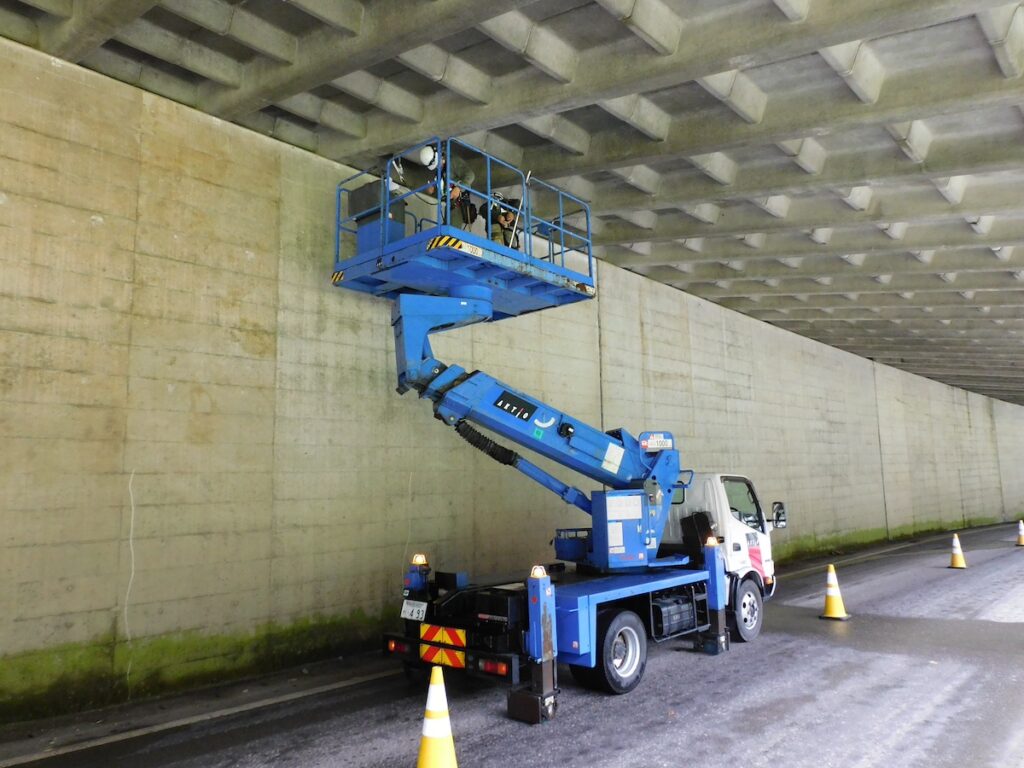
426, 235, 465, 251
419, 644, 466, 669
419, 624, 467, 648
331, 270, 344, 284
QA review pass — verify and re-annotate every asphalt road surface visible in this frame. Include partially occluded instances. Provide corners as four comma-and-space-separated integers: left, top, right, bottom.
7, 524, 1024, 768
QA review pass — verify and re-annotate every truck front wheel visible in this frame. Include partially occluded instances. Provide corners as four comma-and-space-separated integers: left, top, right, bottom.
596, 610, 647, 694
731, 578, 763, 642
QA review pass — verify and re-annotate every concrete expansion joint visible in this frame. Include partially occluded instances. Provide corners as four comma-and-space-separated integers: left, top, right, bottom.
214, 6, 240, 36
981, 4, 1023, 48
616, 0, 641, 25
513, 24, 536, 58
832, 40, 868, 79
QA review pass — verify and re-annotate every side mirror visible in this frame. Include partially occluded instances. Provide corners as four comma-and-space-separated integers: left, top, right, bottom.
772, 501, 788, 529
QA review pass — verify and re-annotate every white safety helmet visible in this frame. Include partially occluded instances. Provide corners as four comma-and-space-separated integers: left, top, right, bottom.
419, 145, 439, 171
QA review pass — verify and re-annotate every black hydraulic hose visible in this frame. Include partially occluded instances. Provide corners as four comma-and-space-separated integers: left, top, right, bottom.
454, 421, 518, 467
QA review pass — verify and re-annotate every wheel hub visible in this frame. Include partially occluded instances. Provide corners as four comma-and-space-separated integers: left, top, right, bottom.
741, 590, 759, 628
610, 626, 641, 678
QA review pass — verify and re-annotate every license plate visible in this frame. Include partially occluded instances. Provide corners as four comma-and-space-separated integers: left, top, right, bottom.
400, 599, 427, 621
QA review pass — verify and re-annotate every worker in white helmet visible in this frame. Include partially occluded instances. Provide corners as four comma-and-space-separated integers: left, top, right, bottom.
385, 144, 478, 227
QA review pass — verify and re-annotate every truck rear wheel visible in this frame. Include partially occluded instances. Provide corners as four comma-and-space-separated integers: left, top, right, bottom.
595, 610, 647, 694
731, 578, 763, 642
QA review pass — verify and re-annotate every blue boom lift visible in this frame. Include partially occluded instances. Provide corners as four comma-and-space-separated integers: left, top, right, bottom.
332, 138, 766, 724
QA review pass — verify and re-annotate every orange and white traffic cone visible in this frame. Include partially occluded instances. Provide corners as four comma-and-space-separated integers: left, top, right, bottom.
1016, 520, 1024, 547
417, 666, 458, 768
819, 564, 850, 621
949, 533, 967, 569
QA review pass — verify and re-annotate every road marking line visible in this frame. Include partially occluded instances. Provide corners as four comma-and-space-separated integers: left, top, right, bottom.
0, 669, 400, 768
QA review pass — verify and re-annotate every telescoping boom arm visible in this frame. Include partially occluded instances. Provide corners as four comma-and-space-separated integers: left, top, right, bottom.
393, 285, 685, 558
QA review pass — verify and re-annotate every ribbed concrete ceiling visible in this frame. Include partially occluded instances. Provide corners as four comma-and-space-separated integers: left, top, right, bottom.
3, 0, 1023, 405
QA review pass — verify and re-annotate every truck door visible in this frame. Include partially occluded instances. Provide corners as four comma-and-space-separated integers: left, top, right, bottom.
720, 476, 769, 581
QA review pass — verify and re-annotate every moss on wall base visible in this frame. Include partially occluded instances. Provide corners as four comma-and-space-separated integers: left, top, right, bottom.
0, 607, 395, 725
774, 526, 891, 562
774, 517, 1006, 563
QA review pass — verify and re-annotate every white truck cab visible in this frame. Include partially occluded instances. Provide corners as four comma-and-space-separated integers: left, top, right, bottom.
662, 473, 787, 641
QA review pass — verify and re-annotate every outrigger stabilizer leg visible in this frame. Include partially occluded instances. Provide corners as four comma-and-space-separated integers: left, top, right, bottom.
507, 565, 558, 724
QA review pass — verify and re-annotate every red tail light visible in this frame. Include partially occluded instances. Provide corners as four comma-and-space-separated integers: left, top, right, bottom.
387, 639, 409, 654
479, 659, 509, 676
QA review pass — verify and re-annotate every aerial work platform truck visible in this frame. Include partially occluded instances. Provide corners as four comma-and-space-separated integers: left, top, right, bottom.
331, 138, 788, 723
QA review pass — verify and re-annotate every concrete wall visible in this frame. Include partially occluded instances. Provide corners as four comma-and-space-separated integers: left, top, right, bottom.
2, 38, 1023, 718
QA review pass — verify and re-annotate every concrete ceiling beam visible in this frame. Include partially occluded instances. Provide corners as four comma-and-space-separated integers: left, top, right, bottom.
934, 175, 969, 204
398, 44, 492, 104
459, 130, 524, 167
750, 194, 791, 218
594, 0, 684, 56
326, 0, 1002, 161
804, 342, 1020, 359
283, 0, 363, 35
201, 0, 529, 119
771, 314, 1024, 328
721, 289, 1024, 310
697, 69, 768, 123
478, 10, 578, 83
819, 39, 886, 103
161, 0, 296, 63
680, 203, 721, 225
276, 93, 365, 138
607, 219, 1024, 267
596, 179, 1024, 244
589, 135, 1024, 215
236, 112, 320, 152
18, 0, 71, 18
617, 210, 659, 230
837, 186, 873, 211
523, 49, 1024, 180
80, 45, 197, 104
520, 114, 590, 155
0, 8, 38, 45
645, 247, 1024, 284
548, 176, 597, 205
694, 270, 1024, 298
38, 0, 159, 60
777, 137, 827, 174
772, 0, 810, 21
115, 18, 243, 87
749, 305, 1024, 320
885, 119, 933, 163
597, 94, 671, 141
777, 322, 1024, 338
878, 368, 1024, 379
977, 3, 1024, 78
612, 165, 662, 194
332, 71, 422, 122
688, 152, 737, 184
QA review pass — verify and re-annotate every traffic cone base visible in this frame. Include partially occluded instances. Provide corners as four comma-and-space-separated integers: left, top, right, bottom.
1016, 520, 1024, 547
820, 564, 850, 621
949, 533, 967, 569
417, 666, 458, 768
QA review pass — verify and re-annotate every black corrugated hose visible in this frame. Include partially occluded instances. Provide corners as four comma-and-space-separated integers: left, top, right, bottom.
454, 421, 518, 467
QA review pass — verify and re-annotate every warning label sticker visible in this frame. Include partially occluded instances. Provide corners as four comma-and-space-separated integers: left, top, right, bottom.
607, 522, 624, 548
457, 241, 484, 258
606, 494, 642, 520
601, 443, 625, 474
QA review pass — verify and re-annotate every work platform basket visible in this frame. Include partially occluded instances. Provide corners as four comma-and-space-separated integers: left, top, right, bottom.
332, 137, 596, 321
